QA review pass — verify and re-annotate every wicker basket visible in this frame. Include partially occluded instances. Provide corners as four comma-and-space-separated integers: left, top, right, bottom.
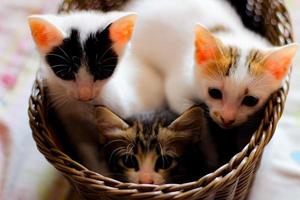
29, 0, 294, 199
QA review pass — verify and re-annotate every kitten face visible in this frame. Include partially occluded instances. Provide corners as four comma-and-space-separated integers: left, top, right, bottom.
95, 106, 204, 184
28, 12, 136, 102
194, 25, 298, 128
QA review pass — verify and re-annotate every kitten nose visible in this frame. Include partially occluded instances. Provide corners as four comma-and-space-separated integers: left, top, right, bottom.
78, 87, 93, 102
138, 173, 154, 184
221, 117, 235, 126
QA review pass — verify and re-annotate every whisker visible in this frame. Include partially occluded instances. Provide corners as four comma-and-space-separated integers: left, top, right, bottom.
101, 65, 116, 70
103, 139, 127, 149
48, 95, 71, 109
58, 46, 72, 61
47, 53, 70, 63
99, 56, 119, 64
98, 45, 115, 62
50, 64, 69, 69
126, 144, 134, 155
55, 68, 69, 76
108, 147, 125, 165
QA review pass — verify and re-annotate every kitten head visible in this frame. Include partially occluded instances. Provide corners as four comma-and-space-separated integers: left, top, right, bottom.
193, 24, 298, 128
95, 106, 204, 184
28, 12, 137, 102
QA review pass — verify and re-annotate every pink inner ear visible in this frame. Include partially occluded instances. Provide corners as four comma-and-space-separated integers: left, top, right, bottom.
194, 27, 219, 65
109, 15, 136, 53
266, 58, 290, 80
29, 18, 63, 53
195, 42, 218, 65
264, 44, 298, 80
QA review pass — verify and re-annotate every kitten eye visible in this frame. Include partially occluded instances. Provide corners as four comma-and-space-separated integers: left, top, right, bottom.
121, 154, 139, 170
242, 96, 259, 107
155, 155, 174, 171
208, 88, 223, 100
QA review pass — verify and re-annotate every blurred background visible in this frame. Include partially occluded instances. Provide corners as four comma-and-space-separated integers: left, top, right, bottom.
0, 0, 299, 199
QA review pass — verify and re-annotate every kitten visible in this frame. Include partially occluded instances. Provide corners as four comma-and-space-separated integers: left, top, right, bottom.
123, 0, 298, 129
28, 11, 136, 104
95, 106, 217, 184
28, 10, 165, 117
28, 11, 137, 171
28, 11, 164, 171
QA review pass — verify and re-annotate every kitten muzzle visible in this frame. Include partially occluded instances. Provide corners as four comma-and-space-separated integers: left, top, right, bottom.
221, 117, 235, 126
138, 172, 154, 184
78, 86, 93, 102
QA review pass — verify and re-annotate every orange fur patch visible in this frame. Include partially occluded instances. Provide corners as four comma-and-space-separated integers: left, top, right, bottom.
196, 46, 233, 78
248, 50, 266, 77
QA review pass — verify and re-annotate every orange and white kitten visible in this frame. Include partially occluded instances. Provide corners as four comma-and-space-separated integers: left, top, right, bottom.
95, 106, 217, 184
124, 0, 298, 128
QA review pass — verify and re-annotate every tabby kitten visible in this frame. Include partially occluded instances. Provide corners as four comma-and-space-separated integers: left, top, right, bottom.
95, 106, 217, 184
123, 0, 298, 128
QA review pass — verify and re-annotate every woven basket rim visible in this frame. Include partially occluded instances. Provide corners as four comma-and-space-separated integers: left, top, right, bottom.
28, 0, 294, 199
29, 78, 284, 192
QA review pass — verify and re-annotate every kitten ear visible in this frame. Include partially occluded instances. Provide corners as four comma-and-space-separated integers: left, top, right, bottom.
194, 24, 225, 65
28, 15, 64, 54
261, 43, 298, 80
95, 106, 129, 141
109, 13, 137, 54
168, 106, 205, 138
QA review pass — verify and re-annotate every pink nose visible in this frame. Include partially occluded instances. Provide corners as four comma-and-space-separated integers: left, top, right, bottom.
78, 87, 93, 101
221, 117, 235, 126
138, 173, 154, 184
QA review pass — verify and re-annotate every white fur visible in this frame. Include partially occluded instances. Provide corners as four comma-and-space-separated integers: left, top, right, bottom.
96, 48, 165, 118
124, 0, 293, 127
124, 0, 264, 75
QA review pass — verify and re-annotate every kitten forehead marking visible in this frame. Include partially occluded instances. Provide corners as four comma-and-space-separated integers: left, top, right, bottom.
46, 26, 117, 81
201, 47, 271, 80
201, 46, 240, 78
246, 49, 266, 77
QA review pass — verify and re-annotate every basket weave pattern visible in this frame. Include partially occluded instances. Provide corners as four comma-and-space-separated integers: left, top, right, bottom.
29, 0, 293, 199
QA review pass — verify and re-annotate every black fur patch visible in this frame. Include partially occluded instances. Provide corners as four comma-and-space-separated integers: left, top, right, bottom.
45, 26, 118, 81
84, 25, 118, 81
46, 29, 82, 80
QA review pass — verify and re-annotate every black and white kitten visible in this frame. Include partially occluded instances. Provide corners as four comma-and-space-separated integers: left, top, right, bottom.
28, 11, 134, 103
28, 11, 164, 170
95, 106, 218, 184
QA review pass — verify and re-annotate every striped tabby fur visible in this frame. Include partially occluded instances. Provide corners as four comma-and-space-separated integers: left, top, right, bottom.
95, 106, 217, 184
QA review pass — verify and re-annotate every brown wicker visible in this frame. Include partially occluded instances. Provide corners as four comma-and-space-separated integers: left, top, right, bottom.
29, 0, 294, 199
58, 0, 130, 12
